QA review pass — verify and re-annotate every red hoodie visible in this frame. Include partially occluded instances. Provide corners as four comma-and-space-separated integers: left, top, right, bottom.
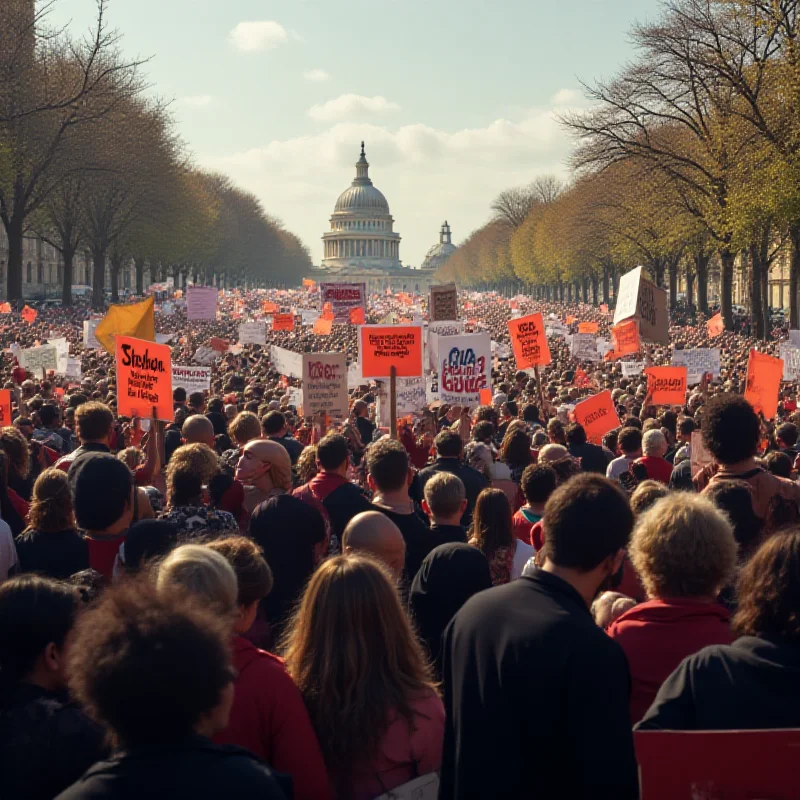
213, 636, 332, 800
607, 598, 732, 723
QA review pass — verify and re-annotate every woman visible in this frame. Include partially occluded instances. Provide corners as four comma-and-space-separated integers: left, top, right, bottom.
499, 429, 533, 484
14, 468, 88, 579
408, 543, 492, 678
468, 488, 533, 585
0, 448, 27, 536
0, 575, 106, 800
284, 555, 444, 800
638, 528, 800, 731
607, 493, 736, 723
0, 426, 35, 509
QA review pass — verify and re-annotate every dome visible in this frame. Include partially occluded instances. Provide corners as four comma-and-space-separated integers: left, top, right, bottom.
421, 221, 457, 270
334, 183, 390, 213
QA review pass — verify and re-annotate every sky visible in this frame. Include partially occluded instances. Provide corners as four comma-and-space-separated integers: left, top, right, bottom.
50, 0, 664, 267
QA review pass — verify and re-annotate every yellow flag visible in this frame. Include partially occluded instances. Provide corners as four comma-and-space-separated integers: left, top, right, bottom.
94, 296, 156, 355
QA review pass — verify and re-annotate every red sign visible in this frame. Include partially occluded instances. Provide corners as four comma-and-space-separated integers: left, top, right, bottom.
360, 325, 423, 379
573, 391, 620, 444
507, 313, 551, 369
0, 390, 11, 426
349, 306, 365, 325
272, 313, 295, 331
707, 313, 724, 338
745, 349, 783, 419
645, 366, 687, 405
115, 336, 173, 422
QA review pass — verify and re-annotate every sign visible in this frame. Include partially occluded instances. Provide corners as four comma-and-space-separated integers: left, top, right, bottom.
573, 391, 620, 444
613, 266, 669, 344
0, 390, 11, 426
320, 282, 366, 323
645, 366, 688, 406
745, 349, 783, 419
570, 333, 600, 363
171, 365, 212, 394
49, 337, 69, 374
671, 348, 721, 385
19, 345, 58, 374
707, 313, 725, 338
436, 333, 491, 405
347, 361, 363, 389
428, 320, 465, 372
65, 357, 82, 381
609, 319, 640, 359
272, 313, 295, 332
621, 360, 645, 378
262, 301, 279, 314
83, 320, 101, 349
192, 346, 218, 366
161, 302, 175, 315
186, 286, 218, 320
359, 325, 423, 379
349, 306, 365, 325
302, 353, 348, 418
790, 329, 800, 347
115, 336, 173, 422
545, 319, 569, 338
430, 283, 458, 321
269, 345, 303, 379
690, 430, 714, 477
578, 321, 599, 334
300, 309, 319, 326
396, 377, 427, 415
313, 317, 333, 336
779, 343, 800, 381
21, 305, 38, 324
238, 321, 266, 345
508, 313, 551, 369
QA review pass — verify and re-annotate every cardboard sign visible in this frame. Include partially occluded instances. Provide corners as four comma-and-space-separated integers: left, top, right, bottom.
436, 333, 491, 405
395, 377, 427, 416
566, 315, 577, 324
779, 343, 800, 381
707, 313, 724, 338
269, 346, 303, 379
302, 353, 348, 418
428, 320, 465, 373
171, 365, 212, 394
745, 349, 783, 419
0, 303, 10, 314
115, 336, 173, 422
272, 313, 294, 332
645, 366, 687, 406
614, 266, 669, 344
320, 282, 366, 324
609, 319, 640, 358
690, 430, 714, 477
479, 387, 493, 405
349, 306, 365, 325
360, 325, 423, 379
238, 321, 266, 345
302, 278, 315, 289
19, 345, 58, 374
313, 317, 333, 336
508, 313, 551, 369
186, 286, 218, 320
49, 337, 69, 374
21, 305, 38, 324
0, 390, 11, 426
65, 357, 82, 381
208, 337, 229, 353
430, 283, 458, 321
573, 391, 620, 444
671, 348, 721, 385
262, 301, 279, 314
83, 319, 101, 349
578, 321, 599, 334
621, 360, 645, 377
570, 333, 601, 363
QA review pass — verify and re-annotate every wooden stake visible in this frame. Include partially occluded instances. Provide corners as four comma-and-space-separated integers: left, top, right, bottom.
534, 364, 547, 421
390, 365, 397, 439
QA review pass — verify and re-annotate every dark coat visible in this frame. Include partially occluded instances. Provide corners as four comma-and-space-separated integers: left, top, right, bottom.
416, 458, 488, 527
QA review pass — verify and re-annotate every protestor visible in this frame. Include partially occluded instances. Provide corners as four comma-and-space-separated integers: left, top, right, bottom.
54, 402, 114, 475
342, 510, 407, 579
566, 422, 610, 474
421, 472, 468, 546
235, 439, 293, 514
606, 426, 643, 481
512, 463, 556, 547
262, 410, 303, 466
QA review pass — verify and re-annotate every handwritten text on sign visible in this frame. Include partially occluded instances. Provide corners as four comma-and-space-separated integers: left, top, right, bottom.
186, 286, 218, 320
573, 390, 620, 444
116, 336, 173, 421
437, 333, 491, 405
671, 348, 721, 385
320, 282, 366, 323
430, 283, 458, 321
171, 365, 212, 394
302, 352, 348, 418
360, 325, 423, 379
645, 367, 687, 406
508, 313, 551, 369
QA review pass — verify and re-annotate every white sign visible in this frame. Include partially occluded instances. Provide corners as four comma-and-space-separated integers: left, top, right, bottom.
396, 376, 427, 415
491, 341, 511, 359
348, 361, 363, 388
428, 320, 465, 373
691, 430, 714, 477
83, 319, 101, 350
790, 330, 800, 347
65, 357, 82, 381
171, 365, 212, 394
545, 321, 569, 338
436, 332, 491, 406
155, 333, 173, 345
671, 348, 721, 385
238, 321, 266, 346
302, 353, 348, 418
570, 333, 601, 363
269, 345, 303, 379
614, 267, 642, 324
19, 345, 58, 374
621, 361, 646, 378
161, 302, 175, 315
300, 309, 319, 327
779, 343, 800, 381
186, 286, 218, 320
596, 338, 612, 358
192, 346, 218, 366
49, 337, 69, 374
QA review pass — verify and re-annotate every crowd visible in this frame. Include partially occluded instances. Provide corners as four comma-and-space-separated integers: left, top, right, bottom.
0, 285, 799, 799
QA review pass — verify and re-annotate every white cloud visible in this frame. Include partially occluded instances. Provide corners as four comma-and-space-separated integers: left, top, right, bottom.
552, 88, 582, 106
229, 21, 288, 52
307, 94, 400, 122
177, 95, 213, 108
303, 68, 330, 82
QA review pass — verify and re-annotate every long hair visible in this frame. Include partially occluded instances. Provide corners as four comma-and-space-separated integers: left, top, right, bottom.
26, 468, 75, 533
469, 488, 513, 559
282, 555, 436, 795
500, 429, 532, 470
0, 451, 24, 536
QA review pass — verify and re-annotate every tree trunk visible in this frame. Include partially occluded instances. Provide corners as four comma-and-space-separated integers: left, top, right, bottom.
791, 224, 800, 329
694, 252, 709, 315
135, 257, 145, 296
612, 268, 620, 302
602, 265, 610, 304
5, 215, 24, 303
668, 259, 678, 310
748, 245, 764, 340
61, 249, 74, 307
92, 247, 106, 310
761, 257, 770, 341
591, 274, 599, 305
720, 248, 735, 330
110, 257, 120, 303
685, 260, 695, 311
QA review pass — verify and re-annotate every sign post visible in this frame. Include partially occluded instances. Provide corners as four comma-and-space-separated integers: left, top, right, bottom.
390, 366, 398, 439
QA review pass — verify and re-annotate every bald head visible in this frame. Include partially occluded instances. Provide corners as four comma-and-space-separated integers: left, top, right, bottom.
342, 511, 406, 578
181, 414, 215, 447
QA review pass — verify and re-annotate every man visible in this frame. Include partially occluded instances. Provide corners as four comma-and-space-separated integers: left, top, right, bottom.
635, 429, 673, 484
235, 439, 293, 514
173, 387, 188, 412
367, 439, 432, 581
606, 426, 643, 481
421, 473, 467, 547
776, 421, 800, 459
188, 391, 206, 415
416, 430, 488, 526
54, 402, 115, 476
352, 400, 375, 451
33, 404, 74, 454
181, 414, 216, 448
512, 463, 557, 549
342, 510, 406, 579
440, 474, 639, 799
566, 422, 609, 474
164, 407, 189, 464
262, 410, 303, 466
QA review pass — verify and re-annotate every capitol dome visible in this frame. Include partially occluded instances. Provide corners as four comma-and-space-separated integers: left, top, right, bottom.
421, 221, 457, 271
322, 143, 401, 271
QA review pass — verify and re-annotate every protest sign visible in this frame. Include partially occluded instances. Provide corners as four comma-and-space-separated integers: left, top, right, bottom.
272, 313, 295, 332
238, 321, 266, 345
192, 346, 218, 366
671, 348, 721, 385
566, 315, 577, 325
155, 334, 173, 345
707, 313, 725, 338
745, 349, 783, 419
300, 309, 319, 326
600, 303, 609, 314
609, 319, 640, 359
347, 361, 363, 389
545, 319, 569, 338
0, 303, 10, 314
19, 344, 58, 375
360, 325, 423, 379
186, 286, 218, 320
428, 320, 465, 372
49, 337, 69, 374
262, 301, 279, 314
21, 305, 38, 324
690, 430, 714, 477
320, 282, 366, 323
596, 339, 613, 358
208, 337, 229, 353
570, 333, 601, 363
0, 390, 10, 426
479, 387, 493, 405
613, 266, 669, 344
302, 353, 348, 418
430, 283, 458, 321
790, 330, 800, 347
436, 333, 491, 405
349, 306, 365, 325
621, 360, 645, 377
508, 313, 551, 369
115, 336, 172, 421
171, 365, 212, 394
65, 357, 82, 381
313, 317, 333, 336
83, 320, 101, 349
578, 321, 599, 334
269, 345, 303, 379
395, 376, 427, 416
645, 366, 688, 405
573, 391, 620, 444
161, 302, 174, 315
779, 343, 800, 381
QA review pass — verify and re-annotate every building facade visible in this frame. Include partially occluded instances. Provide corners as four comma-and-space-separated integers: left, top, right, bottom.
421, 221, 456, 271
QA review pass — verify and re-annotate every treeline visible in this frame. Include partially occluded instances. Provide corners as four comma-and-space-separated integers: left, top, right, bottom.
0, 0, 311, 307
438, 0, 800, 339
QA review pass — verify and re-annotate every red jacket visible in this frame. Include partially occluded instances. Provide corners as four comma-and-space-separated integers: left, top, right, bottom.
512, 508, 541, 546
607, 598, 732, 723
635, 455, 673, 485
213, 636, 332, 800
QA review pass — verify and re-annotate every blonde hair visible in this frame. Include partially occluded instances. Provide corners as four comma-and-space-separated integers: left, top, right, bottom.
165, 444, 220, 507
630, 493, 737, 598
27, 468, 74, 533
118, 447, 143, 471
630, 480, 669, 516
228, 412, 261, 446
156, 544, 238, 618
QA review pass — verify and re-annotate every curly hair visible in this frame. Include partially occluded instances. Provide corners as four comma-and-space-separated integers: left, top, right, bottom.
0, 427, 29, 479
26, 469, 74, 533
701, 394, 760, 464
165, 444, 220, 507
500, 429, 532, 470
630, 480, 669, 516
296, 445, 318, 484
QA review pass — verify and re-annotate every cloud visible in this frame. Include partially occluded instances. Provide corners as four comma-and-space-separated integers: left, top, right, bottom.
177, 95, 213, 108
229, 21, 288, 52
307, 94, 400, 122
552, 88, 583, 106
303, 68, 330, 82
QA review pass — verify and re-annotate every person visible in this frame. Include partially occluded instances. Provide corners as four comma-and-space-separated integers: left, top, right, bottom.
117, 519, 178, 573
14, 468, 88, 579
0, 576, 106, 800
235, 439, 293, 514
352, 400, 376, 453
408, 543, 492, 678
606, 426, 643, 481
498, 428, 532, 483
511, 463, 556, 548
181, 414, 216, 448
776, 421, 800, 459
57, 582, 288, 799
164, 406, 189, 463
342, 510, 407, 579
634, 429, 674, 484
417, 430, 488, 526
606, 493, 736, 723
284, 555, 444, 800
421, 472, 468, 546
704, 479, 763, 567
366, 439, 433, 581
440, 474, 639, 800
764, 449, 793, 478
638, 528, 800, 731
566, 422, 609, 474
54, 402, 114, 475
630, 479, 670, 516
34, 403, 73, 454
0, 427, 34, 522
262, 410, 303, 466
220, 411, 262, 476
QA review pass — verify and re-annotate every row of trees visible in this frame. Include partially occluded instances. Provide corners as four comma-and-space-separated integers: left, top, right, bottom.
0, 0, 311, 307
438, 0, 800, 337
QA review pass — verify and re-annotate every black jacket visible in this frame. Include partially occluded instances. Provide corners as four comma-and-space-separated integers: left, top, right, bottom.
371, 504, 433, 582
568, 442, 610, 474
416, 458, 488, 527
56, 736, 288, 799
637, 635, 800, 731
15, 528, 89, 579
322, 481, 372, 542
439, 569, 638, 800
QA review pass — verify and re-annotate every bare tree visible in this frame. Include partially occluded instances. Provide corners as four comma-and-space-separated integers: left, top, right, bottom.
490, 186, 539, 229
531, 174, 564, 205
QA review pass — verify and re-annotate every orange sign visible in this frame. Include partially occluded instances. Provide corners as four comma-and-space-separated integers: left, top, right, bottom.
578, 321, 599, 334
360, 325, 423, 379
507, 313, 551, 369
115, 335, 173, 422
0, 303, 11, 314
21, 305, 37, 324
0, 390, 11, 426
707, 313, 724, 338
607, 319, 640, 359
349, 306, 365, 325
745, 349, 783, 419
313, 317, 333, 336
209, 337, 229, 353
479, 388, 493, 406
302, 279, 316, 289
566, 315, 577, 325
600, 303, 609, 314
272, 313, 295, 331
573, 390, 620, 444
262, 301, 279, 314
645, 366, 687, 406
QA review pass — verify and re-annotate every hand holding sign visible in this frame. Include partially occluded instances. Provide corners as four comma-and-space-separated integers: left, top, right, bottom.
508, 313, 551, 369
